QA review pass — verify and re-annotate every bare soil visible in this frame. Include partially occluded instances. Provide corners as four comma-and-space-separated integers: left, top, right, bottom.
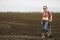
0, 12, 60, 40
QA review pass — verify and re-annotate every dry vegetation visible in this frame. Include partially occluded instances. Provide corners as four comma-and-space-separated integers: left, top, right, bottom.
0, 12, 60, 40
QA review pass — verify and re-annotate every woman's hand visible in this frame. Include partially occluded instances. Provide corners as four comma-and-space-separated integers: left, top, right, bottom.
49, 19, 52, 22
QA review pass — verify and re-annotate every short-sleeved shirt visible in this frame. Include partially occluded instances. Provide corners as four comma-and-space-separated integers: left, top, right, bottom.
42, 11, 52, 20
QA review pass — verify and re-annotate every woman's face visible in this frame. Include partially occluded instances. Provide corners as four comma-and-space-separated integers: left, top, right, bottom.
43, 6, 47, 11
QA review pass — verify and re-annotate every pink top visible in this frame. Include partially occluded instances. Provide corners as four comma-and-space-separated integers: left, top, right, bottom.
42, 11, 51, 18
42, 11, 52, 20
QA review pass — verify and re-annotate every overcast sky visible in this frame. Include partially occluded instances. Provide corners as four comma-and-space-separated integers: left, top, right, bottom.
0, 0, 60, 12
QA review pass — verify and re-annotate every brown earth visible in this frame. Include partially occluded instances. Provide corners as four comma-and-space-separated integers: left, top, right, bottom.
0, 12, 60, 40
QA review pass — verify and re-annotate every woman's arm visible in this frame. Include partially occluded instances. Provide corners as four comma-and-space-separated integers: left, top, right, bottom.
49, 13, 52, 21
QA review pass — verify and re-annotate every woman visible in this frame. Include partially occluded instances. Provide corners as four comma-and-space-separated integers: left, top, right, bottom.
41, 6, 52, 38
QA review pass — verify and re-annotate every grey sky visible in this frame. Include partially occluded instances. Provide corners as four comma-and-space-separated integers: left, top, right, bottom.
0, 0, 60, 12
